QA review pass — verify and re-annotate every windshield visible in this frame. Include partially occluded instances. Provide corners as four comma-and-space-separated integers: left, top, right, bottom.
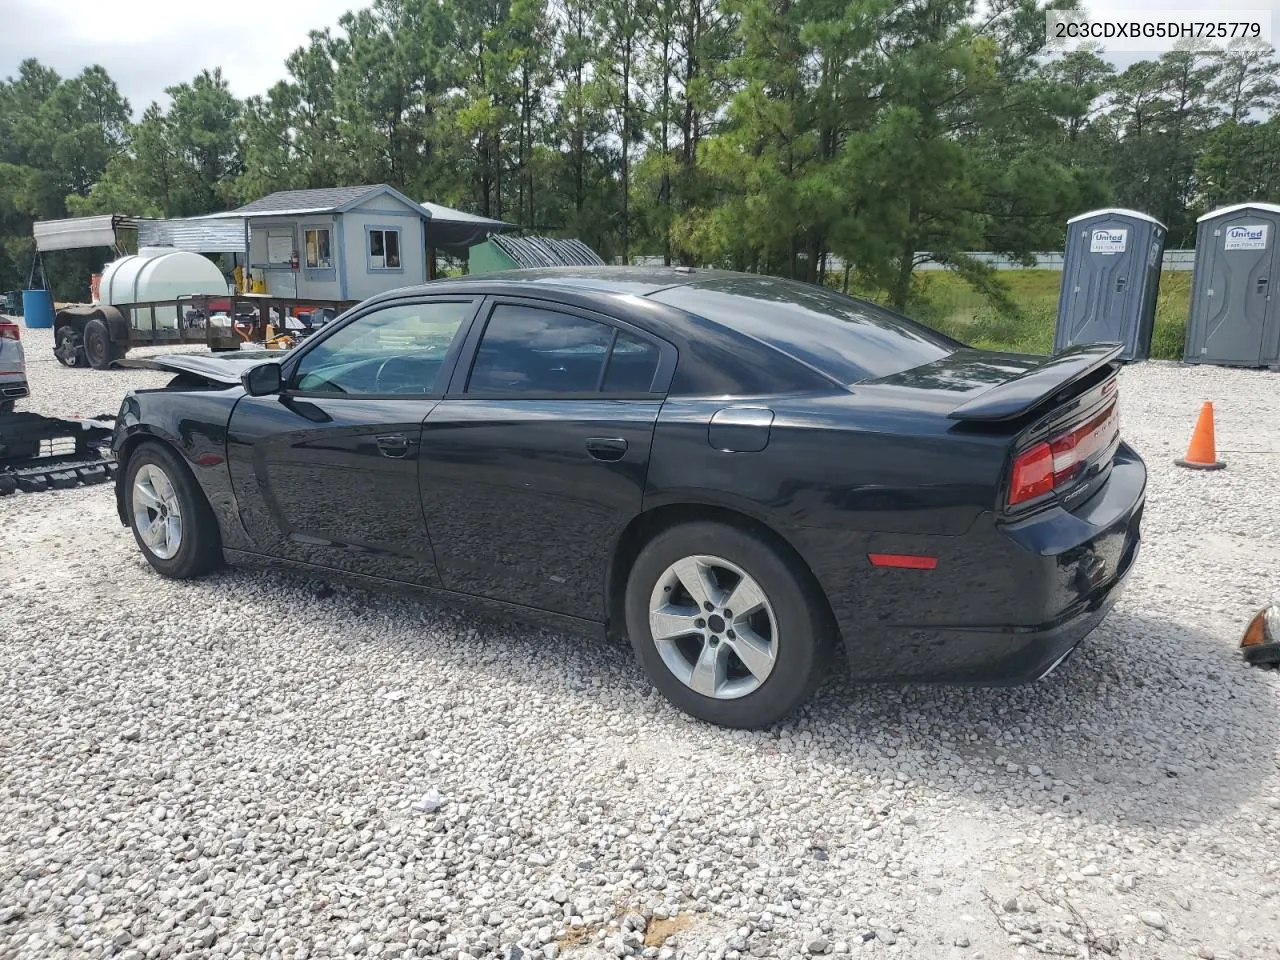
649, 276, 961, 384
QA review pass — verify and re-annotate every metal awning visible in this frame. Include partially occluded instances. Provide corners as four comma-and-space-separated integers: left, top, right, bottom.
420, 201, 514, 255
33, 215, 137, 252
137, 216, 247, 252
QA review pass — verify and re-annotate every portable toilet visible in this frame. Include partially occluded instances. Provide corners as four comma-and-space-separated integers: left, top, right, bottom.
1185, 202, 1280, 368
1054, 208, 1166, 361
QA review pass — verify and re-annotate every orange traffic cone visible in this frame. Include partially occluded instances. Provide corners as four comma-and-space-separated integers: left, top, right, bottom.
1175, 401, 1225, 470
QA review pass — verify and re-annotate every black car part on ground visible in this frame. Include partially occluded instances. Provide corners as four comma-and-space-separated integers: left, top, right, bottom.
0, 412, 116, 495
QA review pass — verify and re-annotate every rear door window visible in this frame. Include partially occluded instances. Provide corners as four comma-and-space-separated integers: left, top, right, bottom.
466, 304, 661, 395
602, 331, 661, 393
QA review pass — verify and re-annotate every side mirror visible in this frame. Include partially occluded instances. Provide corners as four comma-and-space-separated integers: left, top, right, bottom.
241, 362, 283, 396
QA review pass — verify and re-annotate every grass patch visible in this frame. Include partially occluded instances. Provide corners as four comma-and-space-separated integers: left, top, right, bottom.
841, 269, 1193, 360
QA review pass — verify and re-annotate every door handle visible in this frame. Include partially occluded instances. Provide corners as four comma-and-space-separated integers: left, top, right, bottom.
375, 434, 412, 458
585, 437, 628, 461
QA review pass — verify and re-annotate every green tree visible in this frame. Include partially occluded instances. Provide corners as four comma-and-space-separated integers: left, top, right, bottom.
237, 31, 343, 199
1196, 117, 1280, 210
1211, 38, 1279, 122
597, 0, 650, 260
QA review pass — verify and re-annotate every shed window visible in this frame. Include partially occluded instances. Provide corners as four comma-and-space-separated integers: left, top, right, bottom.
304, 228, 332, 269
369, 229, 401, 270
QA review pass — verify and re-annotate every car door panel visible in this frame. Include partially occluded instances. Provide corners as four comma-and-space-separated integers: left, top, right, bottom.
224, 296, 479, 586
227, 395, 440, 584
418, 297, 674, 619
419, 397, 661, 616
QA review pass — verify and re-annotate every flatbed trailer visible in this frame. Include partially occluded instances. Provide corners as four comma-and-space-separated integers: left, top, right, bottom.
52, 293, 357, 369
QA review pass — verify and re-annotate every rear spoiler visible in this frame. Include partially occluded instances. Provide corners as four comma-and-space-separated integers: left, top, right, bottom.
948, 343, 1123, 422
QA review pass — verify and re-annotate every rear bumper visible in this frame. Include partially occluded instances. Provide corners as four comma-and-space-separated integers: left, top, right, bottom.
883, 533, 1138, 683
819, 443, 1146, 683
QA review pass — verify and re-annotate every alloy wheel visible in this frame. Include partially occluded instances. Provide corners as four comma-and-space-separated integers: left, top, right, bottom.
132, 463, 183, 560
648, 554, 779, 700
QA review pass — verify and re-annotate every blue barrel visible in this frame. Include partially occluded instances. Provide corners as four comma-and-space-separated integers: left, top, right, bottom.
22, 289, 54, 328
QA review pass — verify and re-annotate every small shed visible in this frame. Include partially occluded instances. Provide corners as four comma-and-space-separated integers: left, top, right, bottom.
468, 235, 605, 273
1054, 208, 1166, 361
1185, 202, 1280, 368
203, 184, 430, 302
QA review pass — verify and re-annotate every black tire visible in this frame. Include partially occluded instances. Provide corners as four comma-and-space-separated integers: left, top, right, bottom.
54, 325, 86, 367
123, 442, 222, 579
83, 318, 122, 370
624, 520, 832, 729
0, 399, 13, 416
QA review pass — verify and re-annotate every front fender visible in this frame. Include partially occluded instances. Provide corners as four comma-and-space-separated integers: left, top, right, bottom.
111, 389, 251, 549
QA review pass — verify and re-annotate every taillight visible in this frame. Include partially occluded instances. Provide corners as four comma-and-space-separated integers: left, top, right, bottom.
1010, 442, 1054, 505
1008, 399, 1119, 508
0, 321, 18, 341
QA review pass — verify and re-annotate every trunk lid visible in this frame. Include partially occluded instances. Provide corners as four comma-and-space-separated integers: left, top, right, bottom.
862, 343, 1124, 515
862, 343, 1122, 425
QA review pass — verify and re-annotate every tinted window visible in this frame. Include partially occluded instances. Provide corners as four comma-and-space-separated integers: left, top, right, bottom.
602, 330, 660, 392
468, 305, 616, 394
294, 300, 472, 395
649, 277, 960, 383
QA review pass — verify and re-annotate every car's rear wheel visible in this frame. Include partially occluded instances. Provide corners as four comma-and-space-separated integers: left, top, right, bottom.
625, 521, 832, 728
124, 442, 221, 579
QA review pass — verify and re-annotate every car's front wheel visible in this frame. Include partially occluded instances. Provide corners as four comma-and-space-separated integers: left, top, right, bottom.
625, 521, 832, 728
124, 442, 222, 579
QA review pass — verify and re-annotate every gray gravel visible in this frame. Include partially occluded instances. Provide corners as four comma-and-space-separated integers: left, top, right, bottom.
2, 326, 1280, 959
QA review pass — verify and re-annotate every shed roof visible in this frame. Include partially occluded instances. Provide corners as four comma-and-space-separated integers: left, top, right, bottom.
420, 201, 514, 254
205, 184, 427, 219
420, 201, 512, 228
1197, 202, 1280, 222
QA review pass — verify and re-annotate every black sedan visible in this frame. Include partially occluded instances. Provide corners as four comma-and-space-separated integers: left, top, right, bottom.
112, 269, 1145, 728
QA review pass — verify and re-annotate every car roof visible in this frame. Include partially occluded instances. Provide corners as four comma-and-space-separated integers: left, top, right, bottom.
424, 265, 740, 297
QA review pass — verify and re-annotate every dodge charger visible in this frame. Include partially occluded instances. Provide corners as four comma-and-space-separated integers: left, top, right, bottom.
112, 269, 1145, 728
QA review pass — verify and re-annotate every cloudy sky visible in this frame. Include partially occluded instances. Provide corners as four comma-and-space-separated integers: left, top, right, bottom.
1, 0, 1277, 114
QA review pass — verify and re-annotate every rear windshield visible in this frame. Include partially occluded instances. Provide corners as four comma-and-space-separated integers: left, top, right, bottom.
649, 276, 961, 383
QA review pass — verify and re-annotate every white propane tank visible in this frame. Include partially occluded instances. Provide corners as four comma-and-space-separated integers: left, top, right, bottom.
98, 247, 229, 329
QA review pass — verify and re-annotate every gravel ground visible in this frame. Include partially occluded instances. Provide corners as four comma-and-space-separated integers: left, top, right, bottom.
2, 324, 1279, 960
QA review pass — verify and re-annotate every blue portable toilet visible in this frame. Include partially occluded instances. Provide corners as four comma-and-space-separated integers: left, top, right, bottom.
21, 289, 54, 328
1054, 208, 1166, 361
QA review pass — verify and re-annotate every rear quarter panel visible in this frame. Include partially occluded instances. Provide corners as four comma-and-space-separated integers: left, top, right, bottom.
645, 392, 1017, 655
